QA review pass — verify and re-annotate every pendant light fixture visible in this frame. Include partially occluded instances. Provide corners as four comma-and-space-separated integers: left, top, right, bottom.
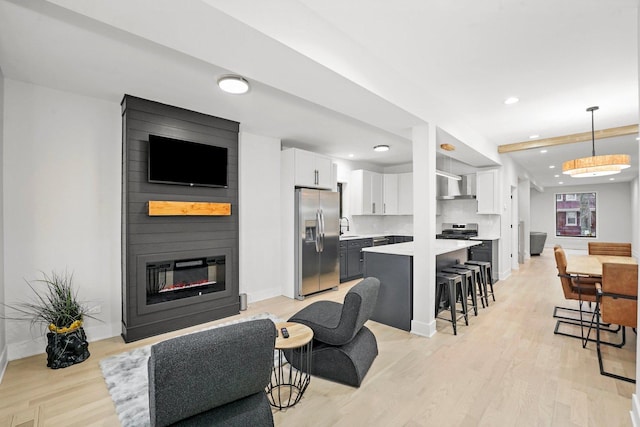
562, 106, 630, 178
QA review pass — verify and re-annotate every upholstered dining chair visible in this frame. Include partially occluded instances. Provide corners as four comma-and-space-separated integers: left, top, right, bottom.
595, 262, 638, 383
553, 245, 600, 346
285, 277, 380, 387
588, 242, 632, 257
148, 319, 276, 427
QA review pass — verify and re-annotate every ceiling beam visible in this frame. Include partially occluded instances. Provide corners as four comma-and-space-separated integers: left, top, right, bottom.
498, 124, 639, 153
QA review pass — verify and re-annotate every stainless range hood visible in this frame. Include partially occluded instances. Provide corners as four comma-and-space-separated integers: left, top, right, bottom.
436, 174, 476, 200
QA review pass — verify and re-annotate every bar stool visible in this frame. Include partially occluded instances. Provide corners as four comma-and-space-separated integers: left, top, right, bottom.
435, 272, 469, 335
465, 260, 495, 303
457, 263, 486, 309
441, 266, 478, 316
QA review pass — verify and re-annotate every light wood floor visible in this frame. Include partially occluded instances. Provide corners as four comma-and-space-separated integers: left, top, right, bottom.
0, 250, 635, 426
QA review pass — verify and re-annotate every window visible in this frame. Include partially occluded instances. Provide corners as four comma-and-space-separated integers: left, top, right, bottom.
555, 192, 597, 237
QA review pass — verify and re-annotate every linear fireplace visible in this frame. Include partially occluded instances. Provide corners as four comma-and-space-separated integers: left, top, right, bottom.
146, 255, 226, 305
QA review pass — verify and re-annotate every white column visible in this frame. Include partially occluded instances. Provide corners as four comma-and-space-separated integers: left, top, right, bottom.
410, 124, 437, 337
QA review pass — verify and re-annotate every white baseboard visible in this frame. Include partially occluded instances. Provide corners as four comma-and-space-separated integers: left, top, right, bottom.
631, 393, 640, 427
411, 319, 436, 338
0, 346, 7, 384
245, 287, 282, 304
499, 269, 511, 281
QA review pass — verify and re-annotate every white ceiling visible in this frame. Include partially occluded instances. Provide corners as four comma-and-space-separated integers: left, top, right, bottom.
0, 0, 638, 188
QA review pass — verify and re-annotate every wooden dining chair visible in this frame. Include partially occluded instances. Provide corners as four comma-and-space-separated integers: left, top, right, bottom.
553, 245, 600, 346
595, 263, 638, 383
588, 242, 632, 257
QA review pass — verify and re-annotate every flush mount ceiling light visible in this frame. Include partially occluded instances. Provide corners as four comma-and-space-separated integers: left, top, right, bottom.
373, 145, 390, 152
504, 96, 519, 105
217, 75, 250, 94
440, 143, 456, 151
562, 106, 630, 178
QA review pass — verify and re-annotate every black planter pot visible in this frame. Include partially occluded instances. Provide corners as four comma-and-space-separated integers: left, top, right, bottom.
46, 327, 90, 369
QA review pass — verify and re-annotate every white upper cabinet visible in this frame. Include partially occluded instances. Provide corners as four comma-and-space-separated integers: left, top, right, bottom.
351, 169, 384, 215
292, 148, 333, 189
383, 174, 399, 215
476, 169, 500, 214
397, 172, 413, 215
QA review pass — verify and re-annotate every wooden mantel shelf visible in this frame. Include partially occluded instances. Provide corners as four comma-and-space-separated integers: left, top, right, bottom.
148, 200, 231, 216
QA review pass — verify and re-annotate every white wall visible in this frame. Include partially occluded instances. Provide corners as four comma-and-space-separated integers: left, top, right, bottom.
238, 132, 282, 303
530, 182, 632, 251
0, 68, 6, 379
518, 179, 531, 260
3, 80, 121, 360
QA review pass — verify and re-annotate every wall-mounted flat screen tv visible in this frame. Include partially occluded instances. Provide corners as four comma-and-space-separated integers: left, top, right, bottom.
148, 134, 228, 188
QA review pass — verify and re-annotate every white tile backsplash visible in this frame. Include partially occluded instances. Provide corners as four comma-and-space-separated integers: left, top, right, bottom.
351, 215, 413, 235
437, 199, 501, 235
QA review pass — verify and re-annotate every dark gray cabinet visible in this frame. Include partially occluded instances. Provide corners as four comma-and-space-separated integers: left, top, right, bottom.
468, 239, 499, 283
339, 241, 348, 279
339, 238, 372, 282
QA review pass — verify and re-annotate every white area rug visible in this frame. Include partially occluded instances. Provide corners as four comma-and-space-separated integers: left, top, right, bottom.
100, 313, 281, 427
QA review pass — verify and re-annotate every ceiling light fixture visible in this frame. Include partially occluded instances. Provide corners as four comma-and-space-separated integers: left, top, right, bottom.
562, 106, 630, 178
217, 75, 250, 94
540, 149, 548, 154
504, 97, 519, 105
529, 134, 540, 139
373, 145, 390, 152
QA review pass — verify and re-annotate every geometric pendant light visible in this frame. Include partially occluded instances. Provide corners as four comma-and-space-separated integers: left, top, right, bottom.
562, 106, 630, 177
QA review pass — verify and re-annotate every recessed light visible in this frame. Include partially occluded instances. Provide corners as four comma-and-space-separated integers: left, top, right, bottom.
348, 154, 354, 158
609, 177, 615, 181
540, 149, 547, 154
530, 134, 540, 139
559, 181, 564, 184
636, 137, 640, 141
373, 145, 390, 152
504, 97, 519, 105
549, 165, 555, 169
217, 75, 250, 94
554, 174, 559, 178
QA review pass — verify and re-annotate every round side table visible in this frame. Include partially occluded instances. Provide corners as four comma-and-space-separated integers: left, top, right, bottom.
266, 321, 313, 409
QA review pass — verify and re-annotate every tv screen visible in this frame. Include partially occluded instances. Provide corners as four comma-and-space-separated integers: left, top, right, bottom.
148, 135, 228, 188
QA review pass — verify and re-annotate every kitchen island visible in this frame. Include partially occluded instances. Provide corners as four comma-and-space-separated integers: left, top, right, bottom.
362, 240, 481, 331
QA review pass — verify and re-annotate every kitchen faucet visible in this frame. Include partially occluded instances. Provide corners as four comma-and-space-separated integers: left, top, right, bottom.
339, 217, 350, 235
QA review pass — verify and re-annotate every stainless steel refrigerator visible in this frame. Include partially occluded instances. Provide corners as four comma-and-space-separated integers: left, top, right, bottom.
295, 188, 340, 300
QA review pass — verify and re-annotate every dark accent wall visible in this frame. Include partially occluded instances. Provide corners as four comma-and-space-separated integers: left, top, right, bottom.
121, 95, 240, 342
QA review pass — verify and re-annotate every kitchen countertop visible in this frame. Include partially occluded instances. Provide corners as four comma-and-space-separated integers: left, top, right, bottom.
361, 239, 481, 257
470, 235, 500, 241
339, 233, 412, 241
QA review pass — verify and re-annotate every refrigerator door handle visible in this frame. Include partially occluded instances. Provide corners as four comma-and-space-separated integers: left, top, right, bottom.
315, 209, 322, 252
319, 209, 325, 252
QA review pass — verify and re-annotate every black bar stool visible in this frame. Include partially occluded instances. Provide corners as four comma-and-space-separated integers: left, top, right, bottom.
441, 266, 478, 316
457, 263, 486, 308
436, 272, 469, 335
465, 260, 495, 303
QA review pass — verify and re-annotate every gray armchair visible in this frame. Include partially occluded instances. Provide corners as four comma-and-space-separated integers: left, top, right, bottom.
530, 231, 547, 255
286, 277, 380, 387
148, 319, 276, 427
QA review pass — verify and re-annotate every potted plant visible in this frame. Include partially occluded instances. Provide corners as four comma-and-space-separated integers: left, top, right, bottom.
5, 271, 93, 369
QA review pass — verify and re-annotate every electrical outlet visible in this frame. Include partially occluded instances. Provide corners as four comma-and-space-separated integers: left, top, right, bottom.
88, 304, 101, 314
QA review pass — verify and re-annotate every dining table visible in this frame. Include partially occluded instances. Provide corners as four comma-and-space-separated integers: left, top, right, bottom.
566, 254, 638, 278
